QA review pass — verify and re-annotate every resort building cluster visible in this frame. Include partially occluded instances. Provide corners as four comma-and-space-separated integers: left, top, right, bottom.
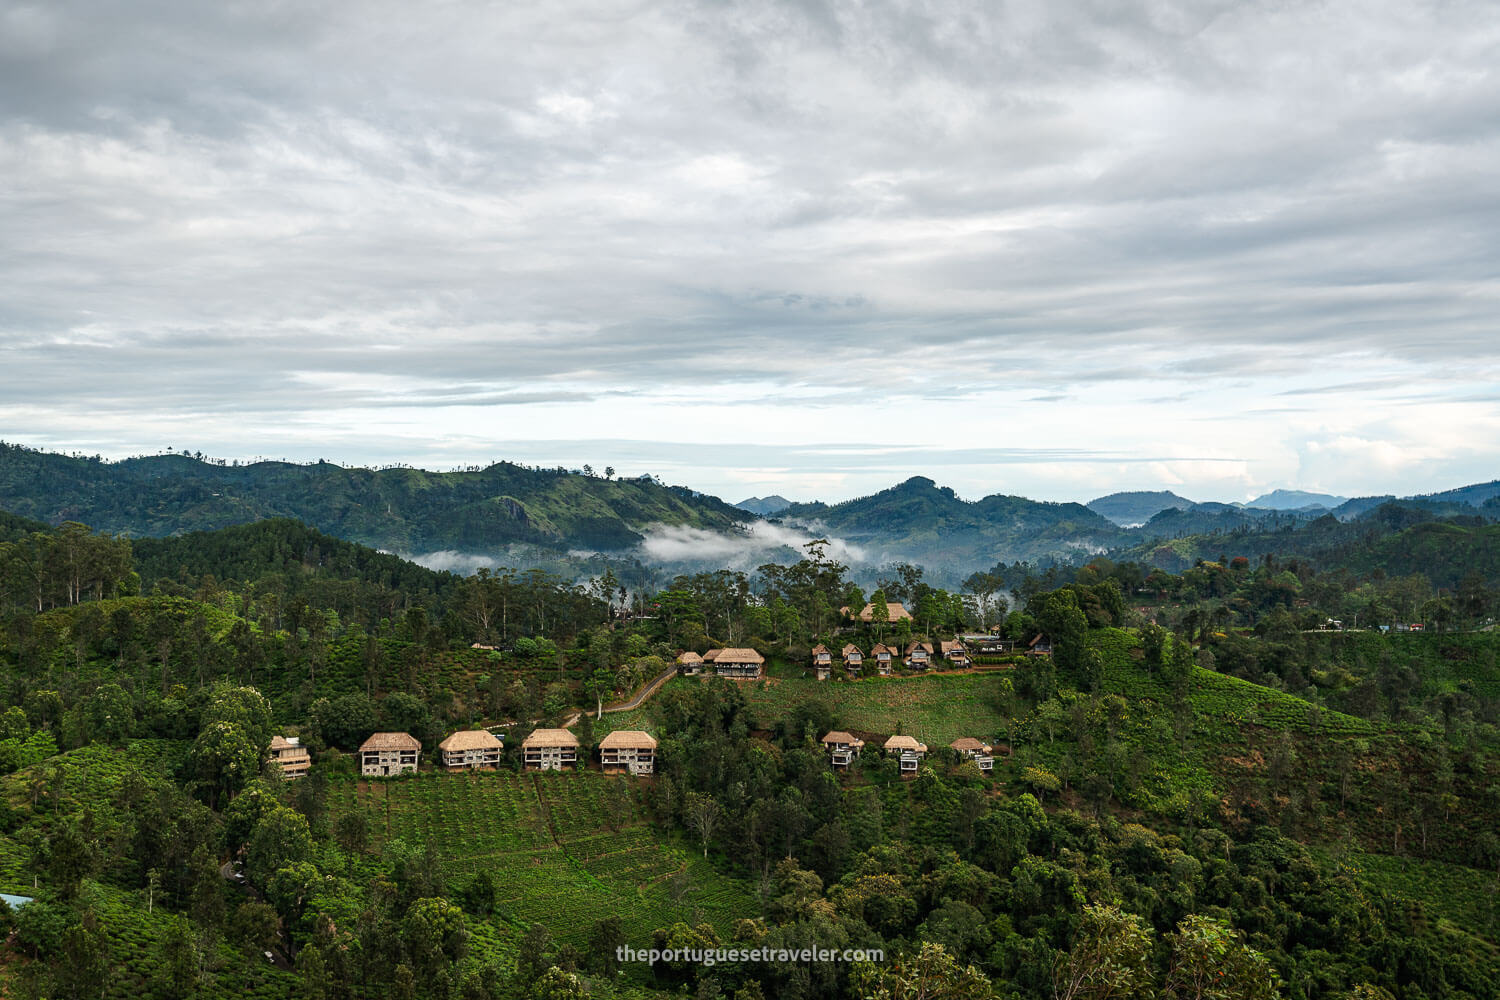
267, 597, 1026, 783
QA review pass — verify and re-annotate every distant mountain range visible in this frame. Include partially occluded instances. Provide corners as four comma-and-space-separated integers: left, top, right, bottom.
2, 443, 1496, 581
1086, 485, 1494, 530
777, 476, 1130, 568
734, 495, 792, 516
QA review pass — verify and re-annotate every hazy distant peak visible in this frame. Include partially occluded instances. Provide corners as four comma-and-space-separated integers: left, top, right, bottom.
734, 495, 792, 516
1414, 480, 1500, 507
1247, 489, 1349, 510
1087, 490, 1195, 527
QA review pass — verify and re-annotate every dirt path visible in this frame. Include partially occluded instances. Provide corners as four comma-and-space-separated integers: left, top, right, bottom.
561, 663, 678, 728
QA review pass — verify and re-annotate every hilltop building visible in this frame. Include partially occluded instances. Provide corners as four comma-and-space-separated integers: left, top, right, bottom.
522, 728, 579, 771
360, 732, 421, 777
821, 731, 866, 769
841, 644, 864, 676
599, 730, 657, 775
884, 734, 928, 776
708, 647, 765, 679
841, 602, 913, 624
950, 737, 994, 772
269, 735, 311, 780
438, 729, 504, 770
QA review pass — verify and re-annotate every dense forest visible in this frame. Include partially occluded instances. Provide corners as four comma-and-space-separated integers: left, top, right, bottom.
0, 508, 1498, 998
0, 443, 750, 554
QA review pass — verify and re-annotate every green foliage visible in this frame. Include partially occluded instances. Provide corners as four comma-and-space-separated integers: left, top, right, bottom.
4, 485, 1500, 1000
0, 444, 750, 554
853, 941, 993, 1000
1165, 914, 1282, 1000
189, 720, 263, 807
403, 896, 468, 979
245, 805, 313, 885
780, 475, 1130, 568
321, 771, 754, 947
1054, 903, 1154, 1000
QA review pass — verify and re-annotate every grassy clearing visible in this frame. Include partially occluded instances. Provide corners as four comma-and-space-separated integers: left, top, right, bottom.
740, 673, 1008, 745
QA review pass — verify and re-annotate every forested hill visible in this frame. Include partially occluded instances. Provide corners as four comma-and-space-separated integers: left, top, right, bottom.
132, 518, 459, 607
0, 443, 751, 553
778, 475, 1131, 565
0, 510, 50, 544
1117, 501, 1500, 587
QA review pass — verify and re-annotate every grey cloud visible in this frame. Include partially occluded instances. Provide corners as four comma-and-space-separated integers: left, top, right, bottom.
2, 0, 1500, 494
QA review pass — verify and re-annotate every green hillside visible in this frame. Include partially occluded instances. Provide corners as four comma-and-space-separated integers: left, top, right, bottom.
608, 628, 1500, 920
6, 511, 1500, 998
323, 771, 753, 948
0, 742, 735, 999
0, 443, 751, 554
1117, 501, 1500, 586
779, 475, 1131, 567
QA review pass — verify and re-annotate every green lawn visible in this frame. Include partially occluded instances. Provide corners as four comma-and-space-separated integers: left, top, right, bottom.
590, 671, 1012, 746
741, 672, 1011, 745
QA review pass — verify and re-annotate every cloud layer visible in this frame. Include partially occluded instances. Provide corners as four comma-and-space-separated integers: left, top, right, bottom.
3, 1, 1499, 503
639, 521, 869, 570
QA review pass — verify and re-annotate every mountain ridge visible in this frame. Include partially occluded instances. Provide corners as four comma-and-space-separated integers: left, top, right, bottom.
778, 475, 1130, 567
1246, 488, 1349, 510
5, 443, 1498, 578
734, 494, 792, 516
0, 443, 751, 555
1086, 490, 1195, 526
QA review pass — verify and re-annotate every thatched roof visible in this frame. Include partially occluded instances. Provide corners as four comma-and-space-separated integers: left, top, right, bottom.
599, 730, 657, 750
360, 732, 421, 752
677, 651, 703, 665
884, 734, 928, 753
439, 729, 503, 752
950, 737, 992, 753
715, 647, 764, 664
522, 728, 579, 749
841, 644, 863, 657
821, 731, 865, 747
844, 602, 913, 623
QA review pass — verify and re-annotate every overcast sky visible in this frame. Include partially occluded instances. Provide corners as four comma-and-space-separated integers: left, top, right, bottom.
3, 0, 1499, 505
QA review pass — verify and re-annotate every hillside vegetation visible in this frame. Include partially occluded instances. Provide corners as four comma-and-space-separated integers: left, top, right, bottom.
779, 476, 1131, 567
3, 509, 1500, 997
0, 443, 750, 554
1117, 502, 1500, 585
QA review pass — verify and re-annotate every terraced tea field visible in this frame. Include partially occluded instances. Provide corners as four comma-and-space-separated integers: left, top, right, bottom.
0, 740, 190, 886
325, 770, 752, 947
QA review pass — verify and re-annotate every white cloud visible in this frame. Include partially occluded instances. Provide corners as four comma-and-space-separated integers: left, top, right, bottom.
638, 521, 868, 569
401, 550, 499, 575
3, 1, 1500, 504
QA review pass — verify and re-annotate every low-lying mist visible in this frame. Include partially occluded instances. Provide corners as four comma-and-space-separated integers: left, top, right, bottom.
398, 521, 880, 584
637, 521, 871, 569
